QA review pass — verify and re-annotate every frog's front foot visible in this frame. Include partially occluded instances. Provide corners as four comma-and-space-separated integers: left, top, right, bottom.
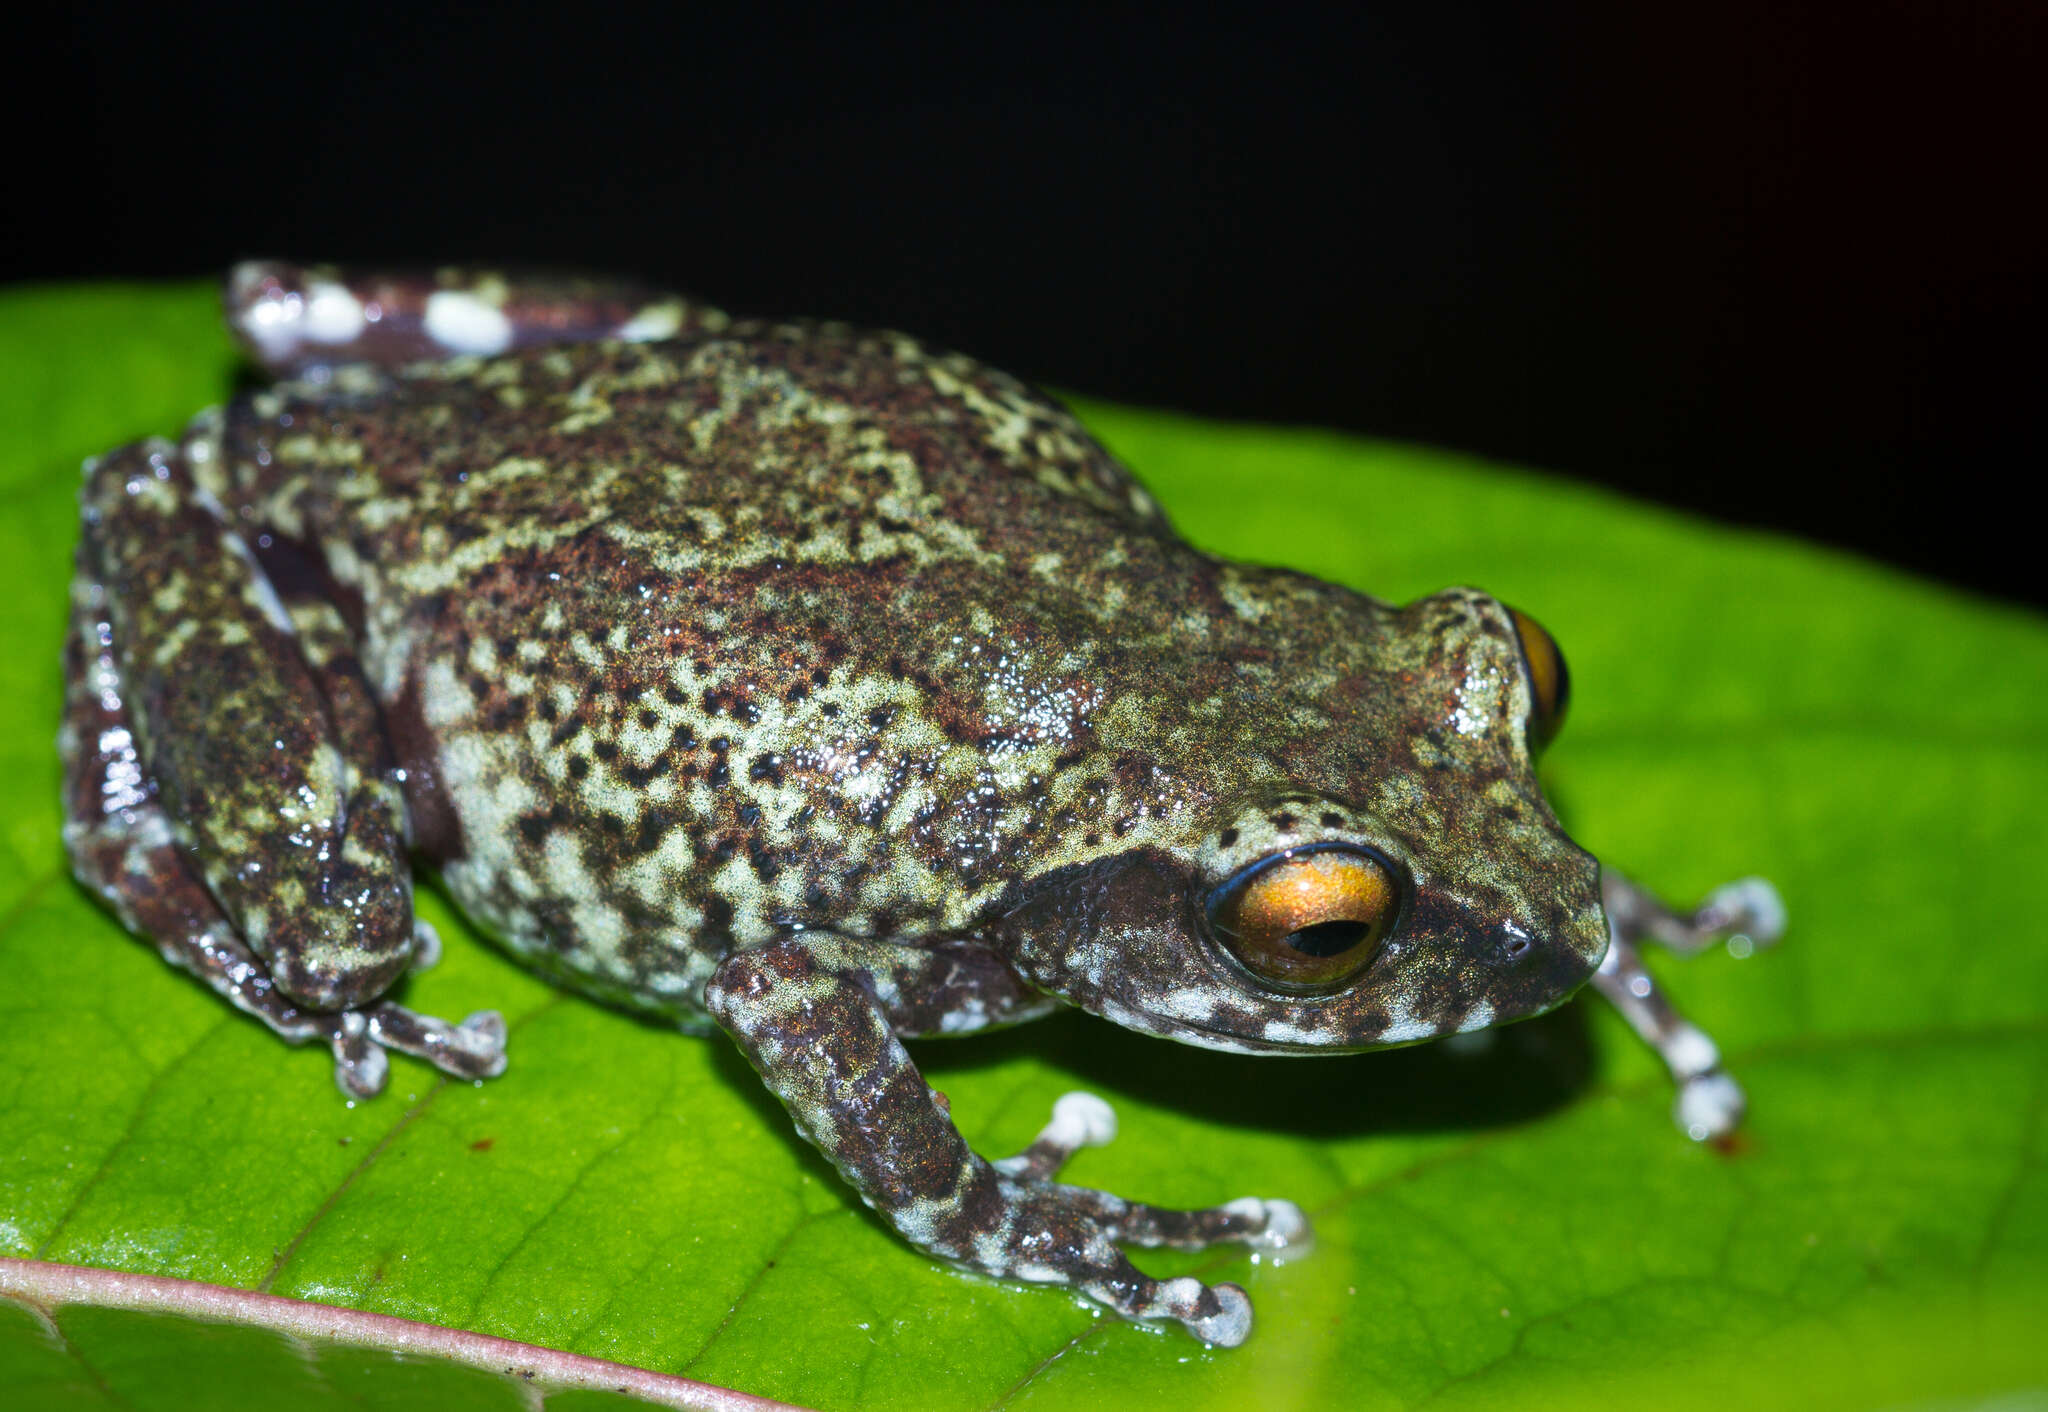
993, 1092, 1309, 1255
1593, 868, 1787, 1140
983, 1091, 1309, 1345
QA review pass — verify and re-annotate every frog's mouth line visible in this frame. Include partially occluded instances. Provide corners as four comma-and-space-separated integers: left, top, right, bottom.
1162, 1013, 1425, 1058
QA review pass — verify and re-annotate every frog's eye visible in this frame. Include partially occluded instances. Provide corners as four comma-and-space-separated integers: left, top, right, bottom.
1508, 606, 1571, 752
1206, 846, 1400, 990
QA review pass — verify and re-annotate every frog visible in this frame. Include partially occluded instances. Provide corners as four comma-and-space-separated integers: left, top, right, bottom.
59, 260, 1786, 1347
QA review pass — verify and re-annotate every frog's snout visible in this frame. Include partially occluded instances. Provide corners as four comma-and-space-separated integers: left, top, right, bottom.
1487, 905, 1607, 1014
1535, 903, 1611, 995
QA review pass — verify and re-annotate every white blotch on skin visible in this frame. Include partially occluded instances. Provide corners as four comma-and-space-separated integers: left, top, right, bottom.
1152, 985, 1222, 1026
619, 303, 682, 342
95, 726, 148, 814
1448, 667, 1496, 737
1259, 1015, 1340, 1047
303, 281, 367, 344
419, 658, 479, 729
424, 291, 514, 355
937, 998, 989, 1034
1378, 1017, 1440, 1043
231, 275, 302, 358
1375, 993, 1439, 1044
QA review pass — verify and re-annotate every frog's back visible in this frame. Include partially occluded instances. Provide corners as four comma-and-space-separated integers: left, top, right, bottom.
195, 328, 1248, 1013
225, 326, 1167, 576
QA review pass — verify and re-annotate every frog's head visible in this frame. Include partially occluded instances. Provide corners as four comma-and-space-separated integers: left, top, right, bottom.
995, 588, 1608, 1054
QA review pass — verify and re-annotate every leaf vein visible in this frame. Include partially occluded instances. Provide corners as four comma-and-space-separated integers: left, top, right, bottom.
464, 1043, 686, 1329
676, 1208, 842, 1376
31, 1016, 232, 1261
260, 994, 569, 1293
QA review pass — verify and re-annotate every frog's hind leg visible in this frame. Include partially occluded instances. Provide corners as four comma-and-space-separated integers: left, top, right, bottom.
61, 436, 504, 1095
1591, 868, 1786, 1141
226, 260, 729, 377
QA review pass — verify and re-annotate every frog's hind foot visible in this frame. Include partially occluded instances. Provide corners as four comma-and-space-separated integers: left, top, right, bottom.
242, 991, 505, 1099
1592, 868, 1787, 1141
63, 783, 506, 1099
360, 1003, 507, 1092
323, 1003, 507, 1097
63, 786, 506, 1100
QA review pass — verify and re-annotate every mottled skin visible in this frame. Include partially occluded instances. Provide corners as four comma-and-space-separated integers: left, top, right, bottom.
60, 263, 1785, 1345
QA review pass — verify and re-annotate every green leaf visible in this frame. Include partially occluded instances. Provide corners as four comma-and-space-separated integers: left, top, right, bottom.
2, 282, 2044, 1411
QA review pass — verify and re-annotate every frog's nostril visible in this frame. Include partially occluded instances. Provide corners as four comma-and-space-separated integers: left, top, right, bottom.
1502, 928, 1533, 963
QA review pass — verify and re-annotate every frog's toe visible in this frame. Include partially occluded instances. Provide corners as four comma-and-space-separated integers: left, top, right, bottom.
1050, 1090, 1119, 1146
330, 1012, 392, 1098
409, 919, 444, 972
993, 1090, 1120, 1182
1225, 1196, 1313, 1254
1167, 1279, 1252, 1348
1702, 876, 1787, 948
366, 1002, 509, 1081
459, 1009, 509, 1054
1675, 1071, 1746, 1142
1094, 1188, 1314, 1254
1035, 1238, 1259, 1346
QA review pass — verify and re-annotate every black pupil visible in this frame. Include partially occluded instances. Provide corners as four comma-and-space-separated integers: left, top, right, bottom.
1282, 919, 1374, 958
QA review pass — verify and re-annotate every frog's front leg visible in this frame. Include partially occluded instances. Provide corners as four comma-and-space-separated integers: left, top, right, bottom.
61, 437, 504, 1094
1592, 868, 1786, 1141
704, 934, 1304, 1345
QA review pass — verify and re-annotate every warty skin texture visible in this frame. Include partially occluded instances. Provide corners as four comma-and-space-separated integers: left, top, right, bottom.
59, 262, 1777, 1345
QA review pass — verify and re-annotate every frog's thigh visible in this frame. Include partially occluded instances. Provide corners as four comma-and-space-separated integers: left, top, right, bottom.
76, 438, 414, 1009
226, 260, 715, 375
64, 440, 505, 1093
704, 934, 1295, 1345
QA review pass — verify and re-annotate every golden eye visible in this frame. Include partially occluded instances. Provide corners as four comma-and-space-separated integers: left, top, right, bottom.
1207, 847, 1399, 989
1508, 606, 1572, 752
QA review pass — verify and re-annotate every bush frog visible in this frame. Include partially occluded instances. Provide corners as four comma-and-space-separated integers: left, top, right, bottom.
60, 262, 1785, 1346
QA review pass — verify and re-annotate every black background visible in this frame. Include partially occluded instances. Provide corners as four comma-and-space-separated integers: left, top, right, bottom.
13, 3, 2042, 608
